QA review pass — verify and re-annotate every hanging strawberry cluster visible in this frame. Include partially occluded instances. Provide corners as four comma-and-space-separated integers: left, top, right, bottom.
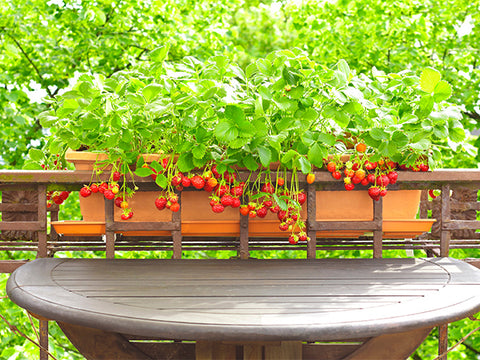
142, 160, 311, 244
326, 143, 430, 201
41, 154, 72, 208
79, 170, 134, 220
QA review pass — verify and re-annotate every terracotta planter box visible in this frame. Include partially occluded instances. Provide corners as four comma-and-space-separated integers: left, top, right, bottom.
61, 150, 427, 238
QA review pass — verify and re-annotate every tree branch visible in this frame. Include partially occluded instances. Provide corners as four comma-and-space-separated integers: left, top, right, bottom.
464, 111, 480, 121
3, 31, 55, 98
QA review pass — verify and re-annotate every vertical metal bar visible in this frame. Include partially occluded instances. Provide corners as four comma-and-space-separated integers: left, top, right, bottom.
438, 324, 448, 360
37, 185, 48, 258
104, 198, 115, 259
172, 190, 182, 259
306, 183, 317, 259
373, 197, 383, 259
39, 319, 48, 360
239, 213, 249, 259
440, 184, 451, 257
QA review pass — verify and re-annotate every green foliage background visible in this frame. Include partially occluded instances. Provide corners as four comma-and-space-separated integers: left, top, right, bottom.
1, 0, 480, 169
1, 0, 479, 358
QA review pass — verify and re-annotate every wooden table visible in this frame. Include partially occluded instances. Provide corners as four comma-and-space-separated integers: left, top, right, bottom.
7, 258, 480, 360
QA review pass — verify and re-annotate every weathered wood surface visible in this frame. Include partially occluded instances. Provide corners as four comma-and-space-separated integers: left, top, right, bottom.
7, 258, 480, 342
2, 169, 480, 187
0, 260, 29, 273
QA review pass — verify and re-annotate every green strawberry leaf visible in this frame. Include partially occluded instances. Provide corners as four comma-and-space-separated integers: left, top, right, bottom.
433, 80, 452, 102
420, 68, 441, 93
134, 166, 153, 177
155, 173, 168, 188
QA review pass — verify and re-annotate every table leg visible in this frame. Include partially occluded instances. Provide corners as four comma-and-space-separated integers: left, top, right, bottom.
57, 322, 153, 360
343, 326, 433, 360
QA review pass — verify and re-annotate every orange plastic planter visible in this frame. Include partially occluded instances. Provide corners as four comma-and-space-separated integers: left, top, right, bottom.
61, 150, 430, 238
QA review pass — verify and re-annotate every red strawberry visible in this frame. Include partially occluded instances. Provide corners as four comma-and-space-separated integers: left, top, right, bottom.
263, 199, 273, 208
368, 186, 381, 200
224, 172, 237, 183
332, 171, 342, 180
296, 192, 307, 205
231, 197, 241, 208
375, 175, 390, 187
387, 171, 398, 184
277, 210, 287, 221
80, 186, 92, 198
53, 194, 64, 205
115, 196, 124, 208
220, 194, 234, 207
112, 171, 121, 182
181, 176, 191, 187
240, 205, 250, 216
387, 161, 397, 170
365, 161, 377, 170
248, 210, 257, 218
170, 202, 180, 212
279, 222, 289, 231
270, 205, 280, 213
247, 202, 256, 211
419, 163, 429, 172
351, 175, 362, 184
261, 183, 275, 194
231, 185, 244, 197
104, 189, 115, 200
256, 206, 268, 218
162, 158, 169, 170
150, 168, 158, 181
298, 232, 308, 241
367, 173, 376, 184
171, 173, 183, 186
168, 193, 178, 204
203, 184, 214, 192
361, 178, 369, 186
155, 197, 167, 210
90, 183, 99, 193
277, 177, 285, 186
212, 165, 221, 179
326, 162, 336, 173
215, 185, 230, 197
380, 188, 388, 197
288, 234, 298, 244
121, 209, 133, 220
344, 183, 355, 191
191, 175, 205, 190
60, 191, 70, 201
98, 182, 108, 194
212, 203, 225, 213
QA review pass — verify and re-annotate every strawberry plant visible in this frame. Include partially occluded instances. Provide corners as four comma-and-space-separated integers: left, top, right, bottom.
28, 47, 467, 241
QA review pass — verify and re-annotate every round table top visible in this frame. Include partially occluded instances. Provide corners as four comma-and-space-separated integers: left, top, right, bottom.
7, 257, 480, 341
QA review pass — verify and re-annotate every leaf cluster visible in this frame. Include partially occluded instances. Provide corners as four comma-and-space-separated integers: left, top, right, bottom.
28, 48, 465, 172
